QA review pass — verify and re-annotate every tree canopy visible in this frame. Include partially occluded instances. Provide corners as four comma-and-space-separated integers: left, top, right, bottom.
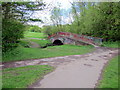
2, 2, 45, 52
44, 2, 120, 41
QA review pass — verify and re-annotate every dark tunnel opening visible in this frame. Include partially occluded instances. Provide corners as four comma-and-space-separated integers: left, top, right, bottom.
53, 40, 63, 45
41, 40, 63, 48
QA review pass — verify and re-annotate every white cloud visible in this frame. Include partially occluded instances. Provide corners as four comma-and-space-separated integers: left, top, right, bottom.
28, 0, 73, 27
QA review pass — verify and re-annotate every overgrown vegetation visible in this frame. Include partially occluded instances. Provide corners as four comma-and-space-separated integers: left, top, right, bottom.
2, 65, 54, 88
98, 56, 119, 88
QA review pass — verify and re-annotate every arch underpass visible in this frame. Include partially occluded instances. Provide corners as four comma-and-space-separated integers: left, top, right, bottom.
53, 39, 63, 45
48, 32, 103, 47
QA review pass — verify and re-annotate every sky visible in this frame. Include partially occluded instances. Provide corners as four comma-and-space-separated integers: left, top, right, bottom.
27, 0, 73, 27
27, 0, 119, 27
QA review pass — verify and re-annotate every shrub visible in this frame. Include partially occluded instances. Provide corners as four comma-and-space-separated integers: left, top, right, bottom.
2, 19, 25, 52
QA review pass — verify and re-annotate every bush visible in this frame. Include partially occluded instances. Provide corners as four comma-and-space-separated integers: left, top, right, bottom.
2, 19, 25, 52
25, 25, 41, 33
18, 40, 30, 48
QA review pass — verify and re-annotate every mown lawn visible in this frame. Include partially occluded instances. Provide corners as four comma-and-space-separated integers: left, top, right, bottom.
30, 39, 51, 47
2, 65, 54, 88
98, 55, 119, 88
24, 32, 47, 39
3, 44, 94, 62
3, 31, 94, 62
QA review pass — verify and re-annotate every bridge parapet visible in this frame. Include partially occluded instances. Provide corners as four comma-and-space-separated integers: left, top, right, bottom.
48, 32, 103, 46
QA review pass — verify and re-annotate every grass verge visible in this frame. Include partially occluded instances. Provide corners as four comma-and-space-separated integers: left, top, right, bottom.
101, 41, 119, 48
30, 39, 51, 47
18, 40, 31, 48
24, 32, 47, 39
3, 45, 94, 62
98, 55, 119, 88
2, 65, 54, 88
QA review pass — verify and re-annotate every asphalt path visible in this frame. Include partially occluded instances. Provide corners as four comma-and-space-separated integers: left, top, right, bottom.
1, 47, 118, 88
31, 47, 118, 88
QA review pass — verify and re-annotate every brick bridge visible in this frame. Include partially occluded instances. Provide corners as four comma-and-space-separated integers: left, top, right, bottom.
48, 32, 103, 47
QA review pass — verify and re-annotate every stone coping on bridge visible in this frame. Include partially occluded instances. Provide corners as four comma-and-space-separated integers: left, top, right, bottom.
48, 32, 103, 46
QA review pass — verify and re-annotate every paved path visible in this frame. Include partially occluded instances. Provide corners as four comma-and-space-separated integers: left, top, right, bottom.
29, 41, 40, 48
32, 47, 118, 88
20, 38, 45, 48
2, 47, 119, 88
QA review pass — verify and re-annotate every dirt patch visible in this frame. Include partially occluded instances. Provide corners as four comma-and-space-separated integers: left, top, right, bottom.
84, 64, 93, 67
29, 41, 40, 48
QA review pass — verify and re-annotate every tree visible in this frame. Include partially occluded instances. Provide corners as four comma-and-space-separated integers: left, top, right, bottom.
2, 2, 45, 22
50, 5, 63, 32
70, 2, 120, 41
2, 2, 45, 52
2, 19, 25, 52
70, 2, 87, 34
26, 25, 41, 32
96, 2, 120, 41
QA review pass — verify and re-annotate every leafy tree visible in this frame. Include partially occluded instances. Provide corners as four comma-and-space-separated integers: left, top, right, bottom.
2, 2, 45, 52
70, 2, 120, 41
50, 6, 63, 32
96, 2, 120, 41
2, 2, 45, 22
25, 25, 41, 32
2, 19, 25, 52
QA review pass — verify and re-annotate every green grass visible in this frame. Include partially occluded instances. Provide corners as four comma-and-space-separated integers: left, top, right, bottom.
101, 41, 119, 48
18, 40, 31, 47
98, 55, 119, 88
2, 65, 54, 88
30, 39, 51, 47
3, 45, 94, 62
3, 32, 94, 62
24, 32, 47, 39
